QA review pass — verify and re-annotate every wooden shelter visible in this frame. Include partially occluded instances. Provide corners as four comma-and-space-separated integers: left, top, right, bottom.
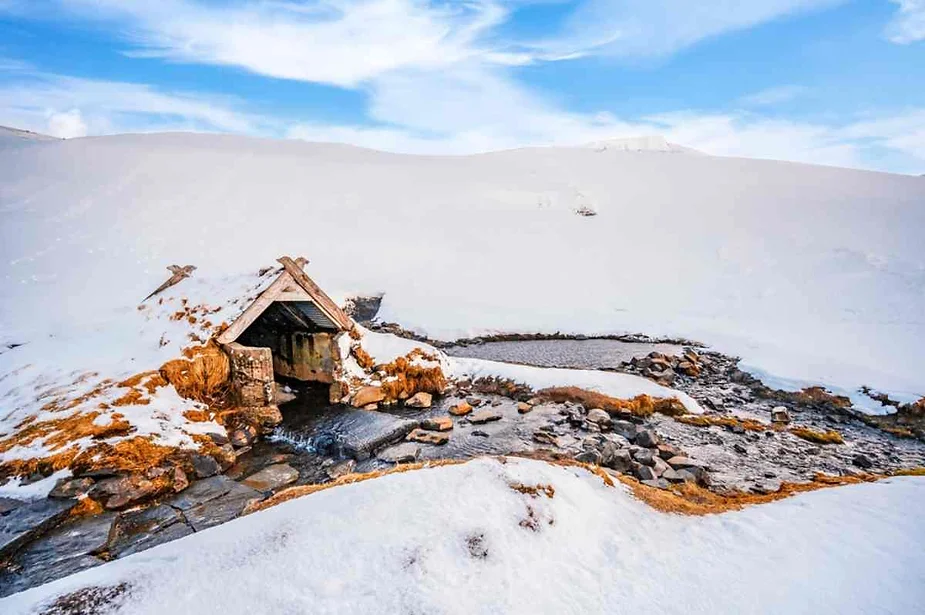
219, 257, 354, 405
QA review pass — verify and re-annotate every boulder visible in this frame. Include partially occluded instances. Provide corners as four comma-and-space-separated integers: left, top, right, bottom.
635, 429, 659, 448
576, 450, 602, 465
852, 454, 874, 470
666, 456, 707, 470
90, 475, 165, 510
634, 464, 658, 482
652, 456, 670, 477
640, 478, 669, 490
605, 449, 634, 473
48, 477, 95, 500
770, 406, 792, 424
242, 464, 299, 492
406, 428, 450, 445
677, 360, 701, 377
472, 430, 490, 438
230, 425, 257, 448
324, 460, 356, 480
599, 442, 620, 467
378, 443, 422, 463
533, 430, 564, 448
449, 402, 473, 416
612, 420, 637, 441
586, 408, 611, 426
633, 449, 657, 467
421, 416, 454, 432
517, 402, 533, 414
405, 392, 433, 409
469, 409, 503, 424
352, 385, 387, 408
661, 468, 685, 483
191, 454, 222, 479
466, 397, 483, 407
656, 443, 682, 460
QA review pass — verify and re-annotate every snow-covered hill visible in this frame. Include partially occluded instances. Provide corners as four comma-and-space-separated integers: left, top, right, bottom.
0, 126, 58, 147
1, 132, 922, 405
3, 457, 924, 614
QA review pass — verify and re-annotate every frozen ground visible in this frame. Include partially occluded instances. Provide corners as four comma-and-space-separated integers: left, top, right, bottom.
1, 133, 921, 407
2, 457, 923, 614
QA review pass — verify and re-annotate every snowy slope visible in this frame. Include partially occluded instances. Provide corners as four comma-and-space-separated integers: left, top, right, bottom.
2, 457, 923, 614
0, 126, 57, 148
0, 132, 923, 406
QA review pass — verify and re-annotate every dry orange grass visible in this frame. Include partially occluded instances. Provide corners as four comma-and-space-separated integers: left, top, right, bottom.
788, 426, 844, 445
891, 467, 925, 477
537, 387, 687, 417
70, 436, 181, 476
0, 411, 132, 456
0, 447, 80, 482
159, 342, 230, 404
378, 350, 447, 400
351, 345, 375, 370
674, 414, 769, 432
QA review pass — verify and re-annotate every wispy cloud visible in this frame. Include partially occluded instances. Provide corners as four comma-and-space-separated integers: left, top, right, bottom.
738, 85, 809, 107
886, 0, 925, 43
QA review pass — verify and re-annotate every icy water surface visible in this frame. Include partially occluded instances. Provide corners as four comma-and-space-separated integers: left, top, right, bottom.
444, 338, 684, 369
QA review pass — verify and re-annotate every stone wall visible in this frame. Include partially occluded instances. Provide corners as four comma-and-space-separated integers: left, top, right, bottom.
225, 342, 274, 406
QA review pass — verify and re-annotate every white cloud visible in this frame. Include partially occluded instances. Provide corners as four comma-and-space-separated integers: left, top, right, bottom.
46, 108, 87, 138
887, 0, 925, 43
528, 0, 843, 59
738, 85, 808, 107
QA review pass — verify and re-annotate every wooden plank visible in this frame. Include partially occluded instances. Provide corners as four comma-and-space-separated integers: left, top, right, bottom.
277, 256, 354, 331
217, 272, 292, 344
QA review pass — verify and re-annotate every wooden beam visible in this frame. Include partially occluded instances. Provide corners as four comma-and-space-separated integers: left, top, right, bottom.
277, 256, 354, 331
217, 272, 292, 345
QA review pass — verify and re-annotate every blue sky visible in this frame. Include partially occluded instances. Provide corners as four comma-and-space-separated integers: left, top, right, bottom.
0, 1, 923, 173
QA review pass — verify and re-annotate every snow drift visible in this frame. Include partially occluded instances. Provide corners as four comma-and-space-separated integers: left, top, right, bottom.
2, 457, 923, 614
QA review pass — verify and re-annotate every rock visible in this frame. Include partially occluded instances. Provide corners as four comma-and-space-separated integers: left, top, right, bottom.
0, 498, 75, 561
242, 464, 300, 492
466, 397, 483, 407
679, 467, 708, 485
0, 497, 23, 515
612, 420, 638, 441
472, 430, 490, 438
771, 406, 792, 424
677, 360, 701, 377
421, 416, 454, 431
469, 409, 503, 424
378, 443, 422, 463
325, 460, 356, 480
666, 456, 707, 470
405, 392, 433, 408
533, 430, 563, 447
406, 428, 450, 445
605, 449, 634, 473
599, 442, 619, 467
104, 504, 185, 559
48, 477, 95, 500
164, 475, 237, 511
171, 467, 189, 493
91, 475, 164, 510
352, 385, 387, 408
705, 396, 725, 411
362, 403, 379, 411
586, 408, 611, 426
449, 402, 473, 416
641, 478, 669, 490
635, 429, 659, 448
634, 464, 658, 481
633, 449, 657, 467
183, 483, 263, 532
191, 454, 222, 479
662, 468, 685, 483
656, 443, 682, 460
230, 425, 257, 448
652, 456, 670, 477
517, 402, 533, 414
575, 450, 603, 465
852, 454, 874, 470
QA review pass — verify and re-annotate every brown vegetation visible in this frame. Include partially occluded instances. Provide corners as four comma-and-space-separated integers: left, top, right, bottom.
159, 341, 230, 405
788, 426, 844, 445
70, 437, 181, 476
0, 411, 133, 457
674, 414, 769, 432
350, 344, 375, 370
537, 387, 687, 417
509, 483, 556, 498
377, 350, 447, 401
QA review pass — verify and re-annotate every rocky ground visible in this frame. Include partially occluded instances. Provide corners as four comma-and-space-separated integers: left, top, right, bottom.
2, 340, 923, 598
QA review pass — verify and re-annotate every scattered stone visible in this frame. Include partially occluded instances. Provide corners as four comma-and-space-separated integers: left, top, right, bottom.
633, 449, 657, 467
183, 483, 263, 532
469, 409, 503, 424
404, 392, 433, 408
352, 385, 387, 408
191, 454, 222, 479
422, 416, 454, 431
533, 431, 563, 447
491, 399, 502, 407
852, 454, 874, 469
605, 449, 634, 473
48, 477, 95, 500
472, 430, 490, 438
634, 465, 658, 481
635, 429, 659, 448
90, 475, 164, 510
378, 443, 422, 463
171, 467, 189, 493
242, 464, 299, 492
325, 460, 356, 480
641, 478, 670, 489
656, 443, 682, 460
733, 443, 749, 455
652, 456, 670, 477
586, 408, 611, 426
406, 428, 450, 445
612, 420, 637, 441
466, 397, 483, 407
575, 450, 602, 465
771, 406, 792, 424
230, 425, 257, 448
705, 396, 725, 410
517, 402, 533, 414
662, 468, 685, 483
449, 402, 473, 416
164, 475, 236, 511
666, 456, 707, 470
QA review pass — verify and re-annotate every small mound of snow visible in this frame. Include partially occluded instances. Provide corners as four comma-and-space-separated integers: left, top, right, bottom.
583, 135, 697, 153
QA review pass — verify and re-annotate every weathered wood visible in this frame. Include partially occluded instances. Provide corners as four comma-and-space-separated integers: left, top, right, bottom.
277, 256, 354, 331
217, 273, 291, 345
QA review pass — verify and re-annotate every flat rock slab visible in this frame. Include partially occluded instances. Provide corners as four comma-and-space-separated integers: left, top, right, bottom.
469, 409, 503, 424
319, 409, 418, 460
378, 443, 422, 463
421, 417, 454, 432
105, 505, 185, 559
164, 475, 237, 511
184, 483, 263, 533
406, 429, 450, 446
242, 464, 299, 492
0, 497, 75, 561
